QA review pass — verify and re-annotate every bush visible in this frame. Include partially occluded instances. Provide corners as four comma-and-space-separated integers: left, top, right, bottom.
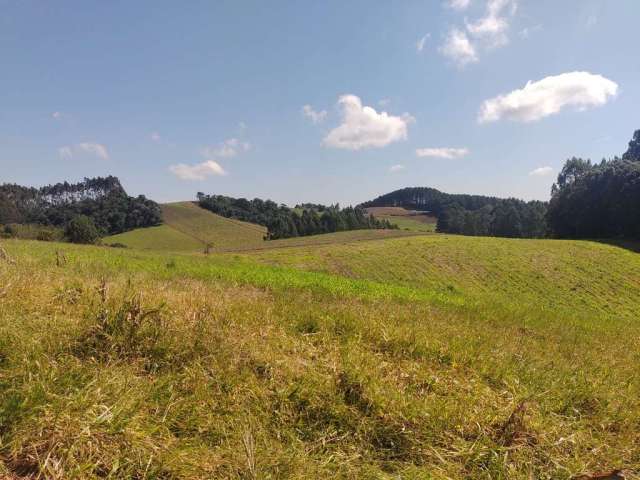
65, 215, 100, 244
106, 242, 128, 249
1, 223, 64, 242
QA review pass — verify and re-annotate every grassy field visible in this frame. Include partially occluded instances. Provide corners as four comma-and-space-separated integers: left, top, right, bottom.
105, 202, 422, 253
105, 225, 204, 252
104, 202, 268, 252
1, 236, 639, 479
366, 207, 437, 233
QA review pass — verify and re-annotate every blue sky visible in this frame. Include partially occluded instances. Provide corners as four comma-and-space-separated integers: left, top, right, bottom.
1, 0, 638, 206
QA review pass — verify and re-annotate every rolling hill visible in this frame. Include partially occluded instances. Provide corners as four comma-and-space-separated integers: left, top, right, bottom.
105, 201, 268, 252
1, 236, 639, 478
105, 201, 423, 253
365, 206, 437, 233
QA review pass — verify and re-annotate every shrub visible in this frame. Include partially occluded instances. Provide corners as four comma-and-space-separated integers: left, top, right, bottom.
65, 215, 100, 244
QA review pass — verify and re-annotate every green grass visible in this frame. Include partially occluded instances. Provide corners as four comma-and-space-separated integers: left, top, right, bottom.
105, 202, 425, 253
104, 201, 268, 252
365, 207, 437, 233
247, 234, 640, 320
253, 229, 423, 250
104, 224, 203, 252
1, 236, 639, 478
160, 202, 267, 249
376, 215, 437, 232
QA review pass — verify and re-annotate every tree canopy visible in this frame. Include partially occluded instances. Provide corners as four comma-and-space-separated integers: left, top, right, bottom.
197, 193, 395, 240
361, 187, 548, 238
65, 215, 101, 244
0, 176, 161, 238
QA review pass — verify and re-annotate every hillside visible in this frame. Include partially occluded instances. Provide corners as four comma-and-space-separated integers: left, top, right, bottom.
106, 202, 422, 253
362, 187, 548, 239
1, 236, 639, 478
365, 206, 437, 233
105, 201, 268, 252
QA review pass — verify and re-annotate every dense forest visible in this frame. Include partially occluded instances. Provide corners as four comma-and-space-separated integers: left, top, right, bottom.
197, 193, 395, 239
0, 176, 161, 241
363, 129, 640, 240
547, 130, 640, 239
361, 187, 548, 238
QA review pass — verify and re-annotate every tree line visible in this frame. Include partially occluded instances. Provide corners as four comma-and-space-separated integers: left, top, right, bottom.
0, 176, 161, 242
197, 193, 396, 240
361, 186, 548, 238
361, 129, 640, 240
547, 130, 640, 239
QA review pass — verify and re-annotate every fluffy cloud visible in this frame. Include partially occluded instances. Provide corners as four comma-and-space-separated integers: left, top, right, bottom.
447, 0, 472, 10
439, 28, 477, 66
389, 164, 405, 173
201, 137, 250, 158
169, 136, 248, 181
58, 142, 109, 160
169, 160, 226, 181
416, 33, 430, 53
478, 71, 619, 123
416, 147, 469, 159
466, 0, 517, 48
324, 94, 413, 150
529, 166, 554, 177
302, 105, 328, 124
440, 0, 516, 65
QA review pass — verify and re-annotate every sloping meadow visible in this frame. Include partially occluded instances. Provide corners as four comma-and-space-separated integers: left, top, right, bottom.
0, 238, 639, 478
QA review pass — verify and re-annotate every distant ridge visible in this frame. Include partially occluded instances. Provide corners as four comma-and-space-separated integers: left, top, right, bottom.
359, 187, 503, 218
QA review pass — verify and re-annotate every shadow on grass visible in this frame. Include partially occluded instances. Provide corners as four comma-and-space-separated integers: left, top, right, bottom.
593, 238, 640, 254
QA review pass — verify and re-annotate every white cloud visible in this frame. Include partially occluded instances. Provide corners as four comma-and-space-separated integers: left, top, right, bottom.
302, 104, 328, 124
169, 160, 226, 181
478, 71, 619, 123
416, 33, 430, 52
58, 142, 109, 160
529, 166, 553, 177
150, 131, 161, 142
170, 136, 246, 180
201, 137, 250, 159
439, 28, 478, 66
519, 24, 542, 39
77, 142, 109, 160
389, 164, 405, 173
440, 0, 517, 65
378, 98, 391, 107
58, 146, 73, 160
447, 0, 472, 10
324, 95, 413, 150
466, 0, 517, 48
416, 147, 470, 159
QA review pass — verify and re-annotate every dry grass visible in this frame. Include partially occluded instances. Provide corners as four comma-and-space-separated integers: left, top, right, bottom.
0, 238, 639, 478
